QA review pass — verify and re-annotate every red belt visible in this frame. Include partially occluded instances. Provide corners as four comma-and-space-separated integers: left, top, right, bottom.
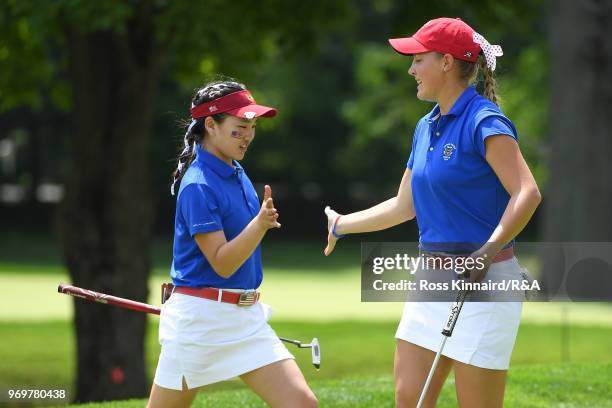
174, 287, 260, 306
421, 246, 514, 264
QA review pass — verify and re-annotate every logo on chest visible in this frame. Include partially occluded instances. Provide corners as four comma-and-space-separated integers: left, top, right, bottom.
442, 143, 456, 161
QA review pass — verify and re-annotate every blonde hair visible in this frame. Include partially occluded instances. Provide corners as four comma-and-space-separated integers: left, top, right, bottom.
456, 57, 499, 106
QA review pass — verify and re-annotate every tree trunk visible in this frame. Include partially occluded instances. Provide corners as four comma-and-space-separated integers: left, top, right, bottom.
57, 9, 163, 402
543, 0, 612, 298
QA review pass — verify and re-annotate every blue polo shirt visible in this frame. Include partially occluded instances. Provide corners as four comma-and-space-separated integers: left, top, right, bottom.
170, 146, 262, 289
407, 86, 518, 253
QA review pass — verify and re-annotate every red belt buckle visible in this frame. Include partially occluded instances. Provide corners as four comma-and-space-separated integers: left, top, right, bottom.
238, 290, 260, 307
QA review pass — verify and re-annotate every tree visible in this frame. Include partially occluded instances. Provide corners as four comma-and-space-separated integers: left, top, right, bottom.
544, 0, 612, 241
542, 0, 612, 299
0, 0, 347, 401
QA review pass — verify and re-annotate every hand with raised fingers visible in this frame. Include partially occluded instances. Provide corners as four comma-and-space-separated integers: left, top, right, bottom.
256, 185, 281, 231
324, 205, 344, 256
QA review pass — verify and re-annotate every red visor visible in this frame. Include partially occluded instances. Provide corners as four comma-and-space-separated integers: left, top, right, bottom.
190, 90, 277, 120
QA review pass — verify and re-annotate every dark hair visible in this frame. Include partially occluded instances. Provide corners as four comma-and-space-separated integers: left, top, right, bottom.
170, 78, 246, 195
456, 56, 499, 105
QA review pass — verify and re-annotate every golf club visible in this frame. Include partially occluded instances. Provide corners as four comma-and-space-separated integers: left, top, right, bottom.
58, 283, 322, 369
279, 337, 321, 370
416, 286, 470, 408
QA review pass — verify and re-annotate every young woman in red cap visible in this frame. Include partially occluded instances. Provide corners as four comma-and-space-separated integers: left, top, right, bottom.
148, 79, 317, 408
324, 18, 541, 407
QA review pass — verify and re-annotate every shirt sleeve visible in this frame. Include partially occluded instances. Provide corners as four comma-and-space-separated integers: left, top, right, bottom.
179, 183, 223, 236
407, 149, 415, 169
407, 122, 421, 169
474, 114, 518, 158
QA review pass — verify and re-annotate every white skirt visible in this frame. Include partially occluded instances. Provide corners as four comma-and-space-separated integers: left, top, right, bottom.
153, 292, 294, 390
395, 257, 524, 370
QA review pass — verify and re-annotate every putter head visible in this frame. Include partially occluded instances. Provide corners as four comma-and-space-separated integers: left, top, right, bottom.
311, 338, 320, 370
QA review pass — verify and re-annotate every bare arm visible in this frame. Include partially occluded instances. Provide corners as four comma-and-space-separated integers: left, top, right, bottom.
476, 135, 542, 260
194, 185, 280, 279
324, 168, 415, 256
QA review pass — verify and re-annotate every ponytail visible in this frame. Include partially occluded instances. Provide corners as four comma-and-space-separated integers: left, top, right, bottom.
170, 78, 247, 196
170, 119, 203, 196
478, 57, 499, 106
456, 56, 500, 106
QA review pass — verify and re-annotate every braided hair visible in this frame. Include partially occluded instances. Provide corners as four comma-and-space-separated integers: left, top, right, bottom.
170, 80, 247, 195
477, 57, 498, 105
456, 56, 500, 106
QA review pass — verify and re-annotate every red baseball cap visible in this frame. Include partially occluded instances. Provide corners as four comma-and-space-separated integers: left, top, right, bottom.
389, 17, 481, 62
190, 90, 277, 120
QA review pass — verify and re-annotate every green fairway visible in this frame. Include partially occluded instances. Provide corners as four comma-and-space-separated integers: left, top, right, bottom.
3, 236, 612, 323
3, 258, 612, 325
1, 319, 612, 407
2, 236, 612, 407
4, 271, 612, 326
35, 362, 612, 407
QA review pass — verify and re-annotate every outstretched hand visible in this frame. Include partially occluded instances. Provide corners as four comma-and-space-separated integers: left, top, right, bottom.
256, 185, 281, 231
324, 206, 342, 256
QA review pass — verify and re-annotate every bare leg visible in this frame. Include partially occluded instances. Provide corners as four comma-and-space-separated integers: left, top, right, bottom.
147, 377, 200, 408
240, 359, 317, 408
454, 361, 507, 408
395, 339, 454, 408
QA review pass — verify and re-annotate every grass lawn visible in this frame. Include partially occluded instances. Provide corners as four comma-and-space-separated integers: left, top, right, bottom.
1, 319, 612, 407
43, 362, 612, 408
3, 237, 612, 324
3, 269, 612, 325
2, 235, 612, 406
